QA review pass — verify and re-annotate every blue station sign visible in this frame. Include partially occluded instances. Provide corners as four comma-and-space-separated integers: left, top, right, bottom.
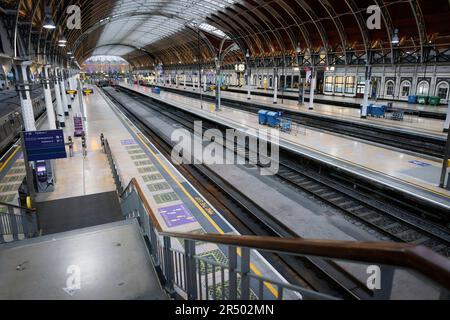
23, 130, 67, 161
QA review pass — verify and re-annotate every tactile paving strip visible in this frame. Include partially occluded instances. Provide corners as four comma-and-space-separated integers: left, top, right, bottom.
127, 149, 146, 155
0, 194, 15, 203
7, 168, 26, 175
0, 184, 21, 193
141, 173, 164, 181
125, 145, 141, 150
138, 166, 158, 174
147, 182, 171, 192
153, 192, 179, 204
134, 160, 153, 167
131, 154, 149, 160
0, 176, 23, 183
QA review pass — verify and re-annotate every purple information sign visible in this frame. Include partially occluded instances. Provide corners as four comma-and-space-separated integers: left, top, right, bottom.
121, 139, 136, 146
158, 204, 197, 228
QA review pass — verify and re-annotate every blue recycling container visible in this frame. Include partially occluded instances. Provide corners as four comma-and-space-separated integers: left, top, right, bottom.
152, 87, 161, 94
408, 95, 418, 104
370, 105, 386, 117
258, 110, 269, 125
266, 111, 281, 127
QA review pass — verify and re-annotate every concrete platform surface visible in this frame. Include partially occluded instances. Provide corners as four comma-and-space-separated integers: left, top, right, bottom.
0, 219, 167, 300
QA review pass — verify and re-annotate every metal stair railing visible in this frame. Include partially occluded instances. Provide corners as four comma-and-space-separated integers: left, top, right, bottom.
0, 201, 39, 244
119, 177, 450, 300
101, 134, 124, 194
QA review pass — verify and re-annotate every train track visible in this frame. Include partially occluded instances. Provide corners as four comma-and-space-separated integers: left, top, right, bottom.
104, 86, 450, 301
102, 86, 374, 300
150, 84, 446, 158
114, 85, 450, 255
275, 162, 450, 256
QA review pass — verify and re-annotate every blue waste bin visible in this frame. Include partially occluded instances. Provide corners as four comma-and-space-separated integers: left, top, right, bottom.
258, 110, 269, 125
267, 111, 281, 127
408, 95, 418, 104
152, 87, 161, 94
371, 105, 386, 117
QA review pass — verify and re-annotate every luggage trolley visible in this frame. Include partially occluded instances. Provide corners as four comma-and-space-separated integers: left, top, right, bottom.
280, 118, 292, 133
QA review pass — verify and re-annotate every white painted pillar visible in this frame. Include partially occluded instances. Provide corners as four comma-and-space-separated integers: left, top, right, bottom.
247, 71, 251, 100
53, 67, 65, 127
59, 69, 69, 116
70, 75, 77, 101
203, 74, 207, 92
273, 72, 278, 104
309, 71, 315, 110
66, 72, 73, 110
361, 79, 370, 118
176, 73, 179, 87
184, 74, 186, 89
43, 65, 56, 129
444, 101, 450, 132
15, 61, 36, 131
77, 77, 85, 119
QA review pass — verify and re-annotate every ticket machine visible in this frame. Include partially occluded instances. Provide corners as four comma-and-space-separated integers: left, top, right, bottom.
34, 160, 55, 193
36, 161, 48, 182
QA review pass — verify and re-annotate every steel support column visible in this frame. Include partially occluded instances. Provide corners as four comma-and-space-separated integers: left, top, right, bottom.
14, 60, 36, 131
309, 68, 315, 110
362, 66, 372, 119
43, 65, 57, 130
273, 68, 278, 104
53, 67, 65, 127
59, 69, 69, 116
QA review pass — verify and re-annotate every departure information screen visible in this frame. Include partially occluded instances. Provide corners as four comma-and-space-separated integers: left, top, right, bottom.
23, 130, 67, 161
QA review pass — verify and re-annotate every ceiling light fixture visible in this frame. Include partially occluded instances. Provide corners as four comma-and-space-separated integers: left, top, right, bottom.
392, 28, 400, 45
43, 6, 56, 30
58, 35, 67, 43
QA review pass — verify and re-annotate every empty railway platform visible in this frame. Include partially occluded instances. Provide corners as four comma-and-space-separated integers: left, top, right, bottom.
1, 0, 450, 308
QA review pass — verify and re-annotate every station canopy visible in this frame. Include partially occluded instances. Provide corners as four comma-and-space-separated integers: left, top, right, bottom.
91, 0, 235, 57
6, 0, 450, 67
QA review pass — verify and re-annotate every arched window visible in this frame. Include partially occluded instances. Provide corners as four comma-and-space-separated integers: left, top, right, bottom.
417, 81, 429, 95
400, 81, 411, 98
385, 80, 395, 97
436, 82, 449, 100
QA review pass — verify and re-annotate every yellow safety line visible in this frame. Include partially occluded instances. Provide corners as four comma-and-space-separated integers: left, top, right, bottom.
0, 146, 21, 174
132, 125, 280, 299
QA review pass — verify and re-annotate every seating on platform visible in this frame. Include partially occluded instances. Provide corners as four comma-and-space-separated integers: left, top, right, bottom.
73, 114, 84, 137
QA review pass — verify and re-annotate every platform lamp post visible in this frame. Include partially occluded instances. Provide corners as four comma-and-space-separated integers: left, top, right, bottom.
246, 49, 251, 100
196, 28, 203, 110
214, 56, 221, 111
391, 28, 400, 107
296, 43, 304, 105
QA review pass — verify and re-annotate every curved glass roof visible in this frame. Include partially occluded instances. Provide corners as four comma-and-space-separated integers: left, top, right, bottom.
92, 0, 237, 57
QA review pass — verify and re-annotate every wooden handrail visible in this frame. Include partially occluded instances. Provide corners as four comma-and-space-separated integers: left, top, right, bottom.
122, 178, 450, 290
